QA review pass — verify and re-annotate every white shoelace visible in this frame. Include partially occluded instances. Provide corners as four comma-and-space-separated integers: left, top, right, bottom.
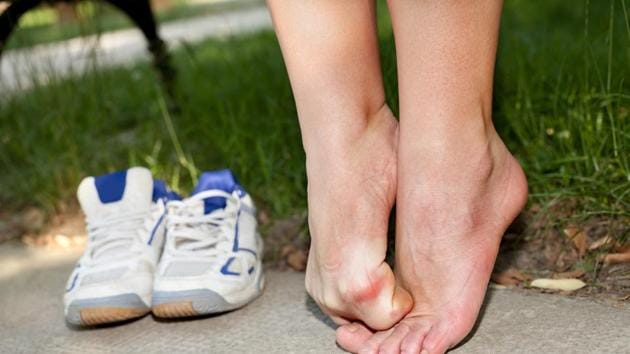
84, 210, 149, 265
166, 190, 239, 261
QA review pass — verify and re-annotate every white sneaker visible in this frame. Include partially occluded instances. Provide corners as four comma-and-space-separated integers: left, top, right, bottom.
63, 167, 179, 326
152, 169, 265, 318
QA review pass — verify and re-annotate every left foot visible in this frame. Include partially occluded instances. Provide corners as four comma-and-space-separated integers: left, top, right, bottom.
64, 167, 172, 326
336, 129, 528, 353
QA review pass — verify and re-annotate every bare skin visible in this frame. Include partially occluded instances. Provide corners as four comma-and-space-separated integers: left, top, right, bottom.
268, 0, 528, 352
267, 0, 412, 331
336, 1, 528, 353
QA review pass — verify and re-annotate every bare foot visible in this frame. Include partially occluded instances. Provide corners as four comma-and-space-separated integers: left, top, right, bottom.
336, 129, 528, 353
305, 105, 412, 330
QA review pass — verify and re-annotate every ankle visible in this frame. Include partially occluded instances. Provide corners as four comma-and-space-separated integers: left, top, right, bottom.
304, 104, 398, 175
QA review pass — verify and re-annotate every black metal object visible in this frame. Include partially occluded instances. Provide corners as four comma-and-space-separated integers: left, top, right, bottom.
0, 0, 176, 97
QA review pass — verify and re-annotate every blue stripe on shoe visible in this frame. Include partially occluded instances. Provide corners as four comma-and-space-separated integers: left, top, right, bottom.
232, 210, 241, 252
220, 257, 240, 276
232, 209, 257, 257
239, 248, 257, 256
147, 212, 166, 245
65, 273, 79, 292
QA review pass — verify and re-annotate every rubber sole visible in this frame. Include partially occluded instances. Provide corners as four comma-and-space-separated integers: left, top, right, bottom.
152, 272, 265, 319
79, 307, 149, 326
151, 288, 241, 318
65, 293, 150, 326
152, 301, 198, 318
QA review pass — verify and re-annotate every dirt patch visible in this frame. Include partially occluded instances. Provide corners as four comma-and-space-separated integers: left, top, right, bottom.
493, 203, 629, 305
259, 211, 309, 271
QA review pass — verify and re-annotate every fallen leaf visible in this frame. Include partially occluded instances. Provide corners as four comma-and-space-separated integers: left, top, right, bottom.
553, 269, 585, 279
603, 251, 630, 266
530, 278, 586, 291
281, 245, 297, 258
491, 268, 531, 286
488, 283, 508, 290
589, 235, 614, 250
53, 234, 71, 248
287, 250, 307, 271
563, 225, 588, 257
614, 243, 630, 253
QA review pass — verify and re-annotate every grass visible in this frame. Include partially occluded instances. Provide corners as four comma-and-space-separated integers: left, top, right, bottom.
4, 0, 264, 50
495, 0, 630, 231
0, 0, 629, 243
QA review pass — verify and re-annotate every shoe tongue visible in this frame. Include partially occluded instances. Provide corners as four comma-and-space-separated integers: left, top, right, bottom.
192, 169, 238, 214
77, 167, 153, 220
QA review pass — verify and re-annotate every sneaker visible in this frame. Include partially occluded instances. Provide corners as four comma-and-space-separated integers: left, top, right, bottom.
152, 169, 265, 318
63, 167, 179, 326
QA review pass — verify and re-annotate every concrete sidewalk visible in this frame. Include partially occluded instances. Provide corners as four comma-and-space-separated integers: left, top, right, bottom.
0, 242, 628, 353
0, 5, 272, 93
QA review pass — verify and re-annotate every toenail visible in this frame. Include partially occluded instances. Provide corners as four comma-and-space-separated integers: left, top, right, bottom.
420, 350, 429, 354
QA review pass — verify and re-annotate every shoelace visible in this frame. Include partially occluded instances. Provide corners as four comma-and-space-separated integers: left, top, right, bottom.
84, 210, 149, 265
166, 190, 239, 261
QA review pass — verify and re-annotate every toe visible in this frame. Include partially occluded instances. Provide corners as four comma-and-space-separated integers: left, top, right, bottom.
378, 323, 411, 354
336, 322, 373, 353
358, 329, 394, 354
420, 324, 451, 354
400, 327, 430, 354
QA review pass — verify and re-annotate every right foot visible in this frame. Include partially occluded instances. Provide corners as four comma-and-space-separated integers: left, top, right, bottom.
304, 106, 412, 330
64, 167, 173, 326
152, 170, 265, 318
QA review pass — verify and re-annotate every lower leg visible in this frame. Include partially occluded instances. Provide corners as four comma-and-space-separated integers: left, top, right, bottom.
267, 0, 411, 330
105, 0, 176, 95
0, 0, 43, 54
337, 0, 528, 353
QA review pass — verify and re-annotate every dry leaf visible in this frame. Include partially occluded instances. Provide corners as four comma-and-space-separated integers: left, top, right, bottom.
491, 269, 531, 286
488, 283, 508, 290
589, 235, 614, 251
281, 245, 297, 258
563, 225, 588, 257
603, 251, 630, 266
53, 234, 71, 248
615, 243, 630, 253
563, 225, 579, 238
530, 278, 586, 291
553, 269, 585, 279
287, 250, 307, 271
